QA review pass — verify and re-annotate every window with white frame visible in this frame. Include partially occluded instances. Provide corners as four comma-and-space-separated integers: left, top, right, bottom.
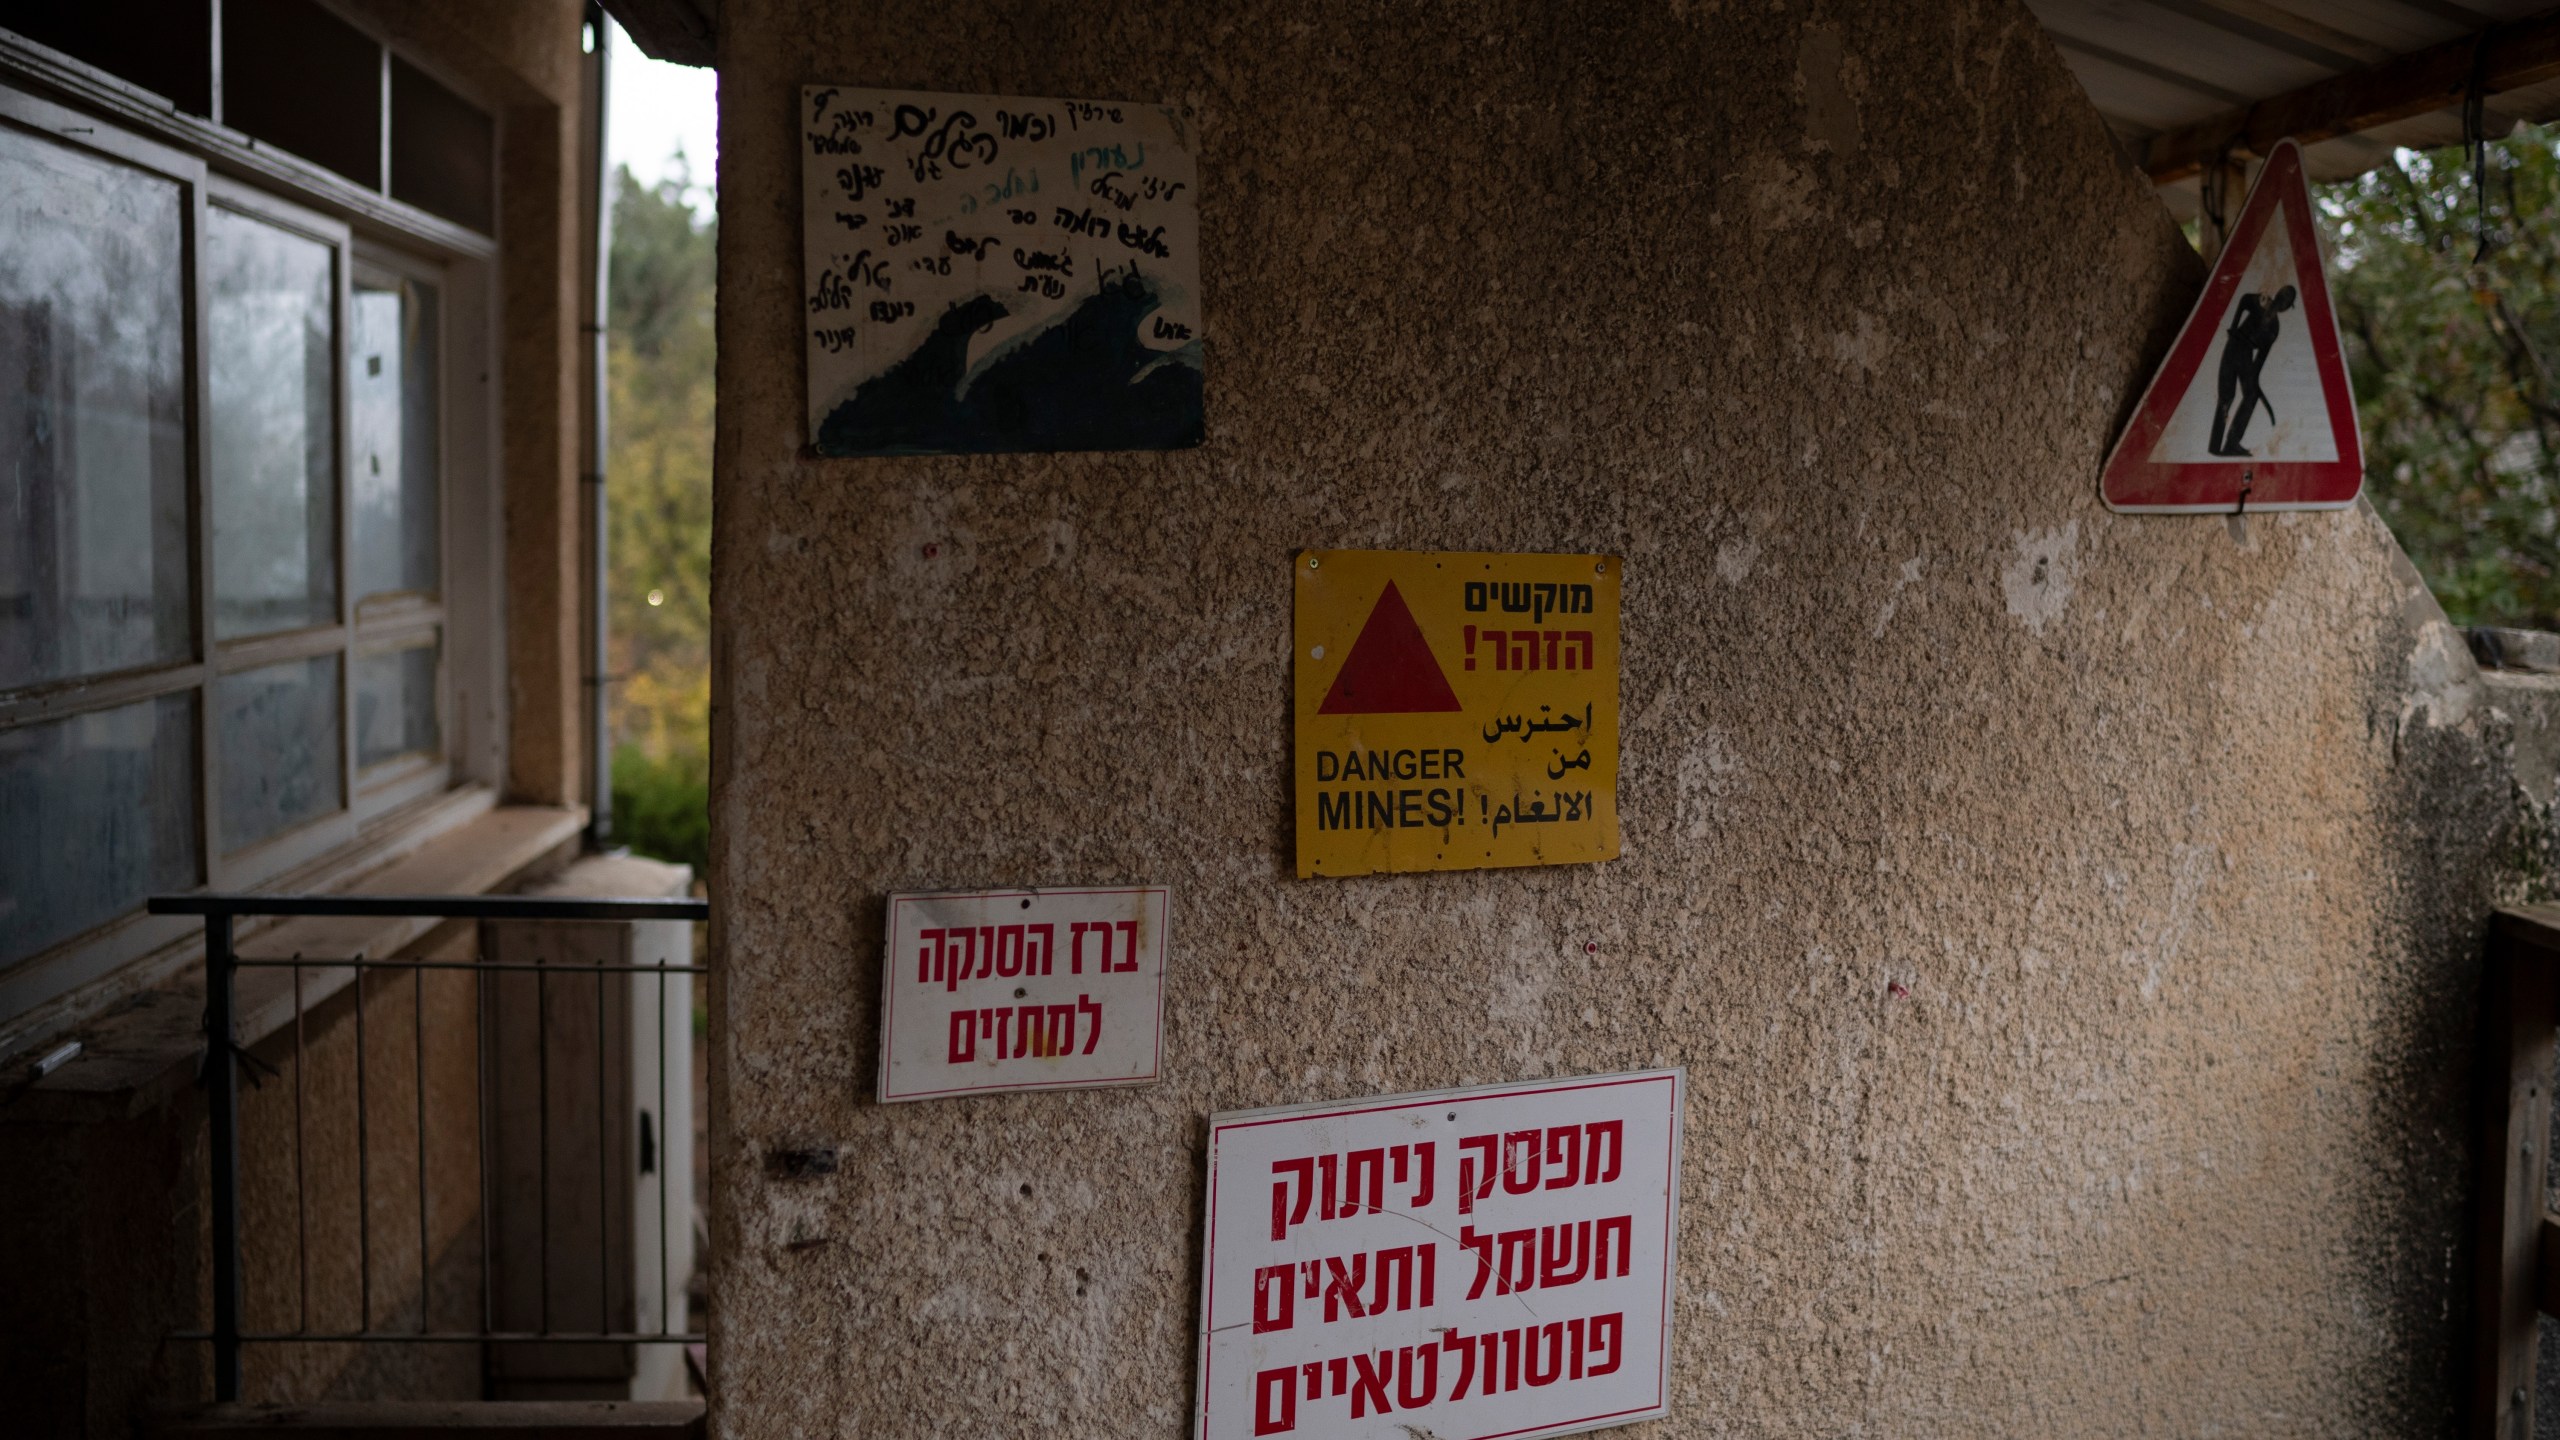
0, 83, 462, 1011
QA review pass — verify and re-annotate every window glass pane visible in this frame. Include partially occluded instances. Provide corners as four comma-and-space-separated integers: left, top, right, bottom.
217, 654, 342, 850
0, 693, 199, 968
0, 125, 192, 689
351, 276, 439, 601
355, 641, 438, 769
209, 207, 337, 638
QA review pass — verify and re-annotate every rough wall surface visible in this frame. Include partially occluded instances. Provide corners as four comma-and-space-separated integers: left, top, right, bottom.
707, 1, 2558, 1433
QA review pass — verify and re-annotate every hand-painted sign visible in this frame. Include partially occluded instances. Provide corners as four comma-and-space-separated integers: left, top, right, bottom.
1294, 550, 1621, 877
1194, 1071, 1684, 1440
876, 887, 1169, 1102
2101, 138, 2363, 512
799, 86, 1203, 457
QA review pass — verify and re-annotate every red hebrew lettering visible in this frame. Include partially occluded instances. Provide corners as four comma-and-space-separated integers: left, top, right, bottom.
1396, 1342, 1438, 1409
976, 927, 999, 980
1482, 629, 1505, 670
1077, 993, 1101, 1054
1567, 1315, 1587, 1380
1565, 630, 1593, 668
1067, 921, 1097, 974
1114, 918, 1138, 971
1502, 1130, 1543, 1193
1299, 1360, 1322, 1399
1509, 632, 1535, 670
1369, 1245, 1414, 1313
1588, 1311, 1623, 1376
1322, 1254, 1369, 1322
1253, 1264, 1295, 1334
1316, 1153, 1340, 1221
1441, 1328, 1479, 1399
1542, 631, 1559, 670
1544, 1125, 1582, 1189
987, 1006, 1014, 1058
917, 927, 946, 984
1018, 1004, 1069, 1058
992, 923, 1026, 978
947, 1008, 976, 1063
1502, 1325, 1523, 1392
1344, 1148, 1386, 1216
1496, 1228, 1536, 1296
1327, 1357, 1348, 1397
1348, 1350, 1392, 1419
1540, 1219, 1592, 1288
1526, 1321, 1567, 1387
1027, 923, 1055, 975
1408, 1141, 1435, 1207
1253, 1367, 1295, 1436
1270, 1158, 1315, 1241
1457, 1134, 1498, 1212
1596, 1214, 1632, 1279
1421, 1240, 1435, 1306
943, 929, 980, 992
1351, 1342, 1392, 1414
1460, 1225, 1492, 1299
1587, 1119, 1623, 1183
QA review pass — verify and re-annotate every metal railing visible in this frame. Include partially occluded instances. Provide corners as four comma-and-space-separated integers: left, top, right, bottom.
151, 892, 711, 1402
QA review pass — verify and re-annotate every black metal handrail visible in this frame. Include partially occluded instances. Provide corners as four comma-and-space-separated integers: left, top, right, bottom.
153, 892, 707, 920
149, 891, 711, 1403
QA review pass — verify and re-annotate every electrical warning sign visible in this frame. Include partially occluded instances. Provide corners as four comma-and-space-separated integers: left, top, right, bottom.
1294, 550, 1621, 878
1192, 1070, 1684, 1440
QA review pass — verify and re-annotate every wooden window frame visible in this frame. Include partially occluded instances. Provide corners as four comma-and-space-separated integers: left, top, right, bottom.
0, 67, 502, 1031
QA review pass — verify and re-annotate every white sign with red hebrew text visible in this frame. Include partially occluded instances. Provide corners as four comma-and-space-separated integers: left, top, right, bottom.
877, 887, 1169, 1102
1195, 1071, 1683, 1440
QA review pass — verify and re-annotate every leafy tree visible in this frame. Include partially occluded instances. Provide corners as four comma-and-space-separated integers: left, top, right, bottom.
2319, 123, 2559, 632
607, 155, 714, 872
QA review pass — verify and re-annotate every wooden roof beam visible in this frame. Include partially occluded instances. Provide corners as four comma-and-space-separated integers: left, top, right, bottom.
2143, 7, 2560, 182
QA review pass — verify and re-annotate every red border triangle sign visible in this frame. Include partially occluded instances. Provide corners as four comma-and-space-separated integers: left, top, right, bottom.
2100, 138, 2363, 514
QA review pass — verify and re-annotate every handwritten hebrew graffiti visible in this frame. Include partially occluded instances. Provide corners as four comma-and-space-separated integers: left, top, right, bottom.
800, 86, 1203, 457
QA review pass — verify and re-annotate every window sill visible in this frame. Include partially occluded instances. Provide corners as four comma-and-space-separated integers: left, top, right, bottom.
0, 792, 587, 1125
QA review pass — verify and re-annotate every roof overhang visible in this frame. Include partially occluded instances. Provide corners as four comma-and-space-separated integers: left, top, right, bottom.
2028, 1, 2560, 217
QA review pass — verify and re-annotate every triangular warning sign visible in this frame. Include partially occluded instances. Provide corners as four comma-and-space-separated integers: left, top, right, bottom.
1317, 581, 1463, 714
2101, 138, 2363, 513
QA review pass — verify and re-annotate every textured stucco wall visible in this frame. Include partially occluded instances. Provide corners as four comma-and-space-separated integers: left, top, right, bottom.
707, 2, 2558, 1433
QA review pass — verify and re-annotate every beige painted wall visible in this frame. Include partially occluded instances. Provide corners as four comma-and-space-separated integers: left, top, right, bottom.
707, 1, 2558, 1433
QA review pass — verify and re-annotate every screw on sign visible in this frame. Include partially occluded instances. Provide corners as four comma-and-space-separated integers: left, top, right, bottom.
1194, 1071, 1683, 1439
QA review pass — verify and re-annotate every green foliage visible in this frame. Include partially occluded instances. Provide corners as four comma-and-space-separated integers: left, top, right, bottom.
607, 157, 714, 867
2319, 125, 2560, 631
612, 744, 710, 877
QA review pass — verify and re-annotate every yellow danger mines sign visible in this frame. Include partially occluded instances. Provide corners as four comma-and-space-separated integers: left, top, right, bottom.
1294, 549, 1622, 878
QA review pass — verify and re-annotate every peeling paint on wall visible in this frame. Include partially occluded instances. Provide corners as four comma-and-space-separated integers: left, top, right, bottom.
2001, 521, 2079, 636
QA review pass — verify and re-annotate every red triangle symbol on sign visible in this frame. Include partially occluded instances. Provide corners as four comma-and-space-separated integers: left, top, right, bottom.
2099, 137, 2363, 513
1318, 581, 1464, 715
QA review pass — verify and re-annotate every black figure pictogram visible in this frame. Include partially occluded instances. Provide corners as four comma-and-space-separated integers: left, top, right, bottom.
2209, 283, 2296, 457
